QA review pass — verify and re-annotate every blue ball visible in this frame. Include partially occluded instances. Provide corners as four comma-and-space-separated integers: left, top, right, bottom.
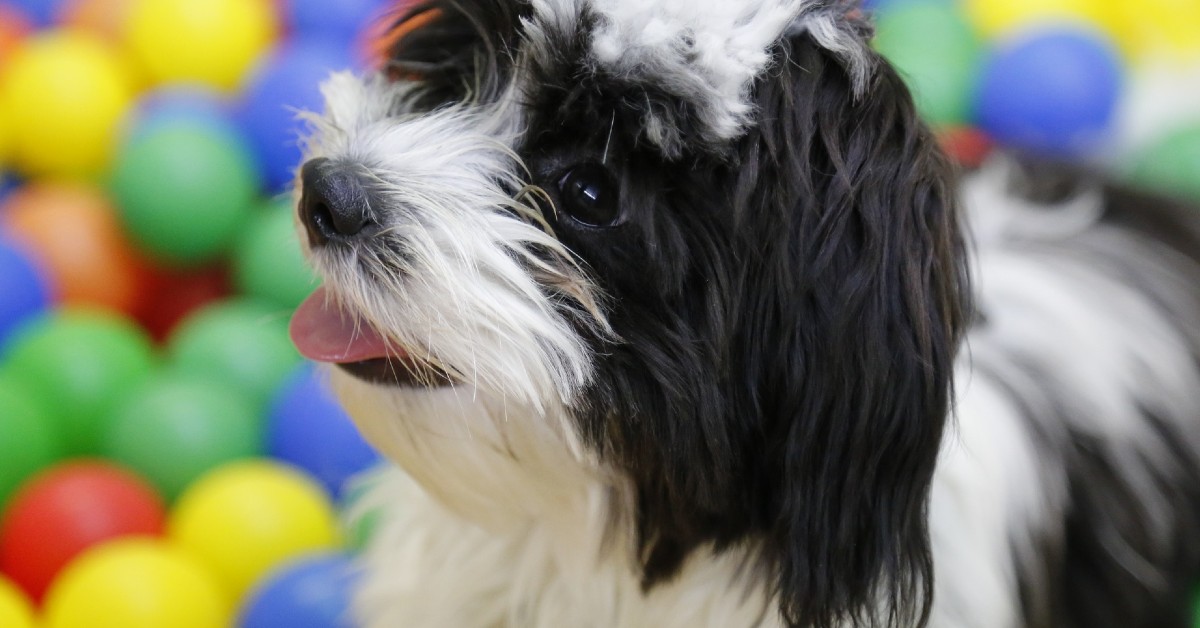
0, 238, 51, 357
239, 553, 361, 628
0, 172, 21, 204
127, 86, 240, 144
975, 28, 1122, 156
285, 0, 393, 44
237, 42, 357, 193
268, 363, 380, 499
1, 0, 60, 26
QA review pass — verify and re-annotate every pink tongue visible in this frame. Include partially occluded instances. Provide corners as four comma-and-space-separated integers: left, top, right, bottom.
290, 287, 400, 363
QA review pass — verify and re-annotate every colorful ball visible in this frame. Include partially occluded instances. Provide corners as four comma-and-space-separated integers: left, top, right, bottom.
0, 461, 166, 601
169, 460, 341, 601
0, 30, 135, 177
0, 4, 33, 68
238, 553, 361, 628
268, 364, 379, 499
237, 41, 356, 192
0, 238, 50, 354
101, 373, 263, 502
2, 0, 60, 27
975, 27, 1122, 156
1, 183, 151, 315
234, 198, 317, 310
57, 0, 135, 42
42, 538, 229, 628
284, 0, 391, 43
0, 376, 62, 509
125, 86, 239, 143
964, 0, 1107, 38
1129, 123, 1200, 203
0, 575, 35, 628
167, 298, 302, 411
0, 309, 156, 455
873, 0, 982, 126
135, 264, 231, 341
123, 0, 278, 92
110, 119, 260, 266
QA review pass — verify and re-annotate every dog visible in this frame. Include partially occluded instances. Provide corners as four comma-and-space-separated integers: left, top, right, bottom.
286, 0, 1200, 625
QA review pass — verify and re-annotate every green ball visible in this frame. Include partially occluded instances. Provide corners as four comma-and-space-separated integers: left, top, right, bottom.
232, 198, 317, 310
0, 376, 63, 508
0, 310, 156, 455
166, 298, 301, 411
110, 121, 260, 267
102, 373, 262, 501
873, 1, 982, 126
1129, 124, 1200, 203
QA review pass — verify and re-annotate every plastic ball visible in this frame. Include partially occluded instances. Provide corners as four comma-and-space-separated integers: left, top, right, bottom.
873, 1, 982, 126
1129, 124, 1200, 203
101, 373, 263, 502
0, 376, 62, 509
125, 86, 239, 143
2, 0, 59, 26
284, 0, 390, 43
0, 4, 33, 67
42, 538, 229, 628
0, 238, 50, 354
167, 298, 302, 411
234, 198, 317, 309
135, 264, 231, 341
239, 553, 360, 628
965, 0, 1107, 38
268, 364, 379, 499
238, 42, 356, 192
0, 31, 135, 177
124, 0, 278, 92
0, 461, 165, 601
1, 183, 151, 315
975, 27, 1122, 157
110, 119, 260, 266
57, 0, 134, 42
169, 460, 341, 601
1098, 0, 1200, 60
0, 309, 156, 455
0, 575, 35, 628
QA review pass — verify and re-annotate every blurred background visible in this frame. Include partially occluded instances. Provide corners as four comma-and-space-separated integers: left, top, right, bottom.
0, 0, 1198, 626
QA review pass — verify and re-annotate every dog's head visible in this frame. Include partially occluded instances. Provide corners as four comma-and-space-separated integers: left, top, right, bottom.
290, 1, 970, 625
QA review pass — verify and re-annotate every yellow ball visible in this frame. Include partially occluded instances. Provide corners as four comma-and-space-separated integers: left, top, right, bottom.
42, 538, 229, 628
0, 31, 135, 178
0, 575, 36, 628
965, 0, 1109, 37
169, 460, 341, 601
125, 0, 278, 92
1097, 0, 1200, 60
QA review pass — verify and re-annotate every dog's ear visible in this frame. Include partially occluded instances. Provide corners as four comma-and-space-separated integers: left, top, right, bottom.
380, 0, 529, 106
732, 20, 971, 628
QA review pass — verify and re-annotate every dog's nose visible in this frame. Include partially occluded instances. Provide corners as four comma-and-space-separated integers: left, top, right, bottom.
299, 158, 377, 246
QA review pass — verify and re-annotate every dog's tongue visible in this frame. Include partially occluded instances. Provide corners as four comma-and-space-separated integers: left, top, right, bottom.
290, 287, 397, 363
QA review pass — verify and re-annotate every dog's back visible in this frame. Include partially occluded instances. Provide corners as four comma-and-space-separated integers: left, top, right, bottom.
934, 157, 1200, 627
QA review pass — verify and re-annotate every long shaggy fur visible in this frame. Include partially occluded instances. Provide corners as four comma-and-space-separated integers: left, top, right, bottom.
293, 1, 1200, 627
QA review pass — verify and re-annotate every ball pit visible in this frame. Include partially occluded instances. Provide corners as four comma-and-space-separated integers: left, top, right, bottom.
235, 197, 319, 310
268, 364, 379, 500
42, 537, 229, 628
1, 183, 151, 315
0, 238, 50, 353
0, 461, 165, 601
238, 552, 361, 628
0, 310, 156, 455
169, 460, 341, 601
102, 373, 263, 501
0, 30, 134, 177
0, 376, 61, 508
124, 0, 279, 92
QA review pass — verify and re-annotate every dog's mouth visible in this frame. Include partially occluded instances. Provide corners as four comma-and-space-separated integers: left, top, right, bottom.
290, 287, 456, 388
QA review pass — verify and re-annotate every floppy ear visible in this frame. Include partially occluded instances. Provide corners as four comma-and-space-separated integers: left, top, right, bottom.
733, 24, 971, 628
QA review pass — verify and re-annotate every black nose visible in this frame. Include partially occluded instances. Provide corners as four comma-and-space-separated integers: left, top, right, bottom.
299, 158, 377, 246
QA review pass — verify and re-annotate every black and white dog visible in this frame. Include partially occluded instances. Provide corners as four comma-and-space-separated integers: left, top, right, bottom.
287, 0, 1200, 625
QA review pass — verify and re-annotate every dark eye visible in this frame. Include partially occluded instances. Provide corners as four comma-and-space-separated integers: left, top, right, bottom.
556, 163, 621, 227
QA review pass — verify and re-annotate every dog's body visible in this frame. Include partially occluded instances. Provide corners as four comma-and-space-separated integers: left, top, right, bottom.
288, 1, 1200, 626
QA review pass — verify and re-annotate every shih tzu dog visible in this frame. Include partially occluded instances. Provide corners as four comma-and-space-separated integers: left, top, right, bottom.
286, 0, 1200, 626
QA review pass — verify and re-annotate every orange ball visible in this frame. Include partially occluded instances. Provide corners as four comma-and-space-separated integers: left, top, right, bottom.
1, 184, 152, 315
0, 5, 32, 63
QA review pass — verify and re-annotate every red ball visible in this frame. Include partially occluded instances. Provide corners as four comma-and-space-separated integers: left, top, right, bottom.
135, 265, 231, 342
0, 460, 166, 601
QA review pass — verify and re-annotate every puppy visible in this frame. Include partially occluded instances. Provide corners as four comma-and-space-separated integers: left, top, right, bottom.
287, 0, 1200, 626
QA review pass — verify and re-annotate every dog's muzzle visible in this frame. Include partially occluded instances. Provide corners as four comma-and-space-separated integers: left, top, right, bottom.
298, 158, 381, 247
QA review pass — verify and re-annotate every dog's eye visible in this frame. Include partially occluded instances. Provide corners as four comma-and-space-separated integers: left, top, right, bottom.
556, 164, 621, 227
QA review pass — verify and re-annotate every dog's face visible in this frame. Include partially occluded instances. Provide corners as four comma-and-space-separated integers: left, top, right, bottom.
290, 0, 970, 625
